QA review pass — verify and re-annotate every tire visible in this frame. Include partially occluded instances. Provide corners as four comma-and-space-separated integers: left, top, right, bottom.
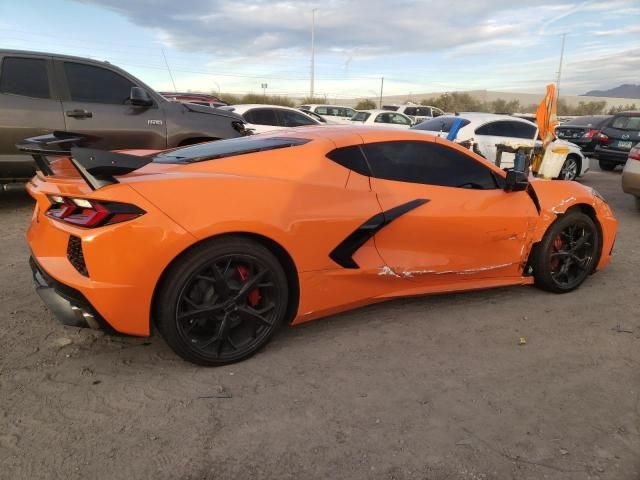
155, 236, 288, 366
599, 160, 616, 171
533, 212, 600, 293
559, 155, 580, 181
635, 196, 640, 212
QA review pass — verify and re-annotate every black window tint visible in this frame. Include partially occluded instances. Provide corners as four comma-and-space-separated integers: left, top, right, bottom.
326, 145, 370, 176
362, 141, 497, 189
154, 136, 310, 163
0, 57, 50, 99
476, 121, 514, 137
352, 112, 370, 122
64, 62, 135, 104
415, 107, 432, 116
412, 117, 470, 132
404, 107, 417, 116
278, 109, 316, 127
510, 121, 537, 139
245, 108, 278, 125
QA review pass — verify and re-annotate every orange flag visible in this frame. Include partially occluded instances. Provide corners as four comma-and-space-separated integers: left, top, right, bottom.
536, 83, 558, 148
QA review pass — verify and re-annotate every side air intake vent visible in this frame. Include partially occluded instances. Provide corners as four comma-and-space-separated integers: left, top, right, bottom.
67, 235, 89, 277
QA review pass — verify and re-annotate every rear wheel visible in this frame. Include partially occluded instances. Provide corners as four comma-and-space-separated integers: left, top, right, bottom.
156, 237, 288, 366
599, 160, 616, 171
533, 212, 600, 293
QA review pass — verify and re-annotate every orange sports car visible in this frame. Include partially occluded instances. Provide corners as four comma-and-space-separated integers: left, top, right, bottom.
23, 127, 617, 366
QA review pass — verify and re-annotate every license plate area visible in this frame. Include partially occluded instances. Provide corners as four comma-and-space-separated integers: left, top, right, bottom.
618, 141, 633, 149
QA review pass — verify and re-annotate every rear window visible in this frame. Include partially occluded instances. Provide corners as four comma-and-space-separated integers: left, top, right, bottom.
412, 117, 470, 132
611, 116, 640, 131
564, 116, 611, 127
153, 137, 310, 163
0, 57, 50, 99
351, 112, 370, 122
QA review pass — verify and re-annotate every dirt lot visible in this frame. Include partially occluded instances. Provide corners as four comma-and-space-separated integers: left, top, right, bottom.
1, 165, 639, 480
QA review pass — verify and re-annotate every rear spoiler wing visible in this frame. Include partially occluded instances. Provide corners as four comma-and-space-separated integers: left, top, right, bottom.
16, 132, 152, 190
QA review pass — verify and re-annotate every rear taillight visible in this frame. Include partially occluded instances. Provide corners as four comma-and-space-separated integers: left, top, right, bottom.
596, 133, 609, 143
583, 129, 599, 138
46, 196, 145, 228
629, 146, 640, 161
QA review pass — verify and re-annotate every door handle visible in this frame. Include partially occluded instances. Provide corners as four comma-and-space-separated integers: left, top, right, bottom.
66, 109, 93, 118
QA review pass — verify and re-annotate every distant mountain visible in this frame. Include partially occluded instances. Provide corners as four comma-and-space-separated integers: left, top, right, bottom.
584, 84, 640, 99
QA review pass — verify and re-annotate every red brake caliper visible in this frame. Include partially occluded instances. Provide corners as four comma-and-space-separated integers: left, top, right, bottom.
236, 265, 261, 307
550, 235, 563, 270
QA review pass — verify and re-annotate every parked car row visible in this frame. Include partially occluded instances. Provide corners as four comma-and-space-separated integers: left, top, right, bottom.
412, 113, 588, 180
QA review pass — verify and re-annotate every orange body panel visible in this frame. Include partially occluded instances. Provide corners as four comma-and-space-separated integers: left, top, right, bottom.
26, 126, 617, 335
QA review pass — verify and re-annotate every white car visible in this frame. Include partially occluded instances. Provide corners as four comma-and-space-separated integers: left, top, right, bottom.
412, 113, 588, 180
299, 104, 356, 125
382, 104, 445, 124
222, 104, 321, 134
350, 110, 413, 129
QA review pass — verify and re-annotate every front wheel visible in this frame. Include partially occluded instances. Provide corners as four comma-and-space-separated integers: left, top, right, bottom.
533, 212, 600, 293
155, 237, 289, 366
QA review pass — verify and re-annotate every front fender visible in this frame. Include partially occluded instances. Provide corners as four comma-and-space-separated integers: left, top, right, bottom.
528, 179, 617, 270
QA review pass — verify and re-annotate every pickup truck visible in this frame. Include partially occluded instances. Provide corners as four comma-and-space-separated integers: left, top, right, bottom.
0, 49, 248, 182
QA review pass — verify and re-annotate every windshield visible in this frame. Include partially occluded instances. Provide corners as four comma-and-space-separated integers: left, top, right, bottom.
351, 112, 370, 122
153, 136, 310, 163
412, 117, 470, 132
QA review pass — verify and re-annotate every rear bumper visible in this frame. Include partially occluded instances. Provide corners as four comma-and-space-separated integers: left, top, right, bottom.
593, 147, 629, 164
622, 160, 640, 197
30, 256, 114, 331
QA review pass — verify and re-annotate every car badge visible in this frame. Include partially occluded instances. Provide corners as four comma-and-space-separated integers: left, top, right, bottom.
622, 134, 630, 139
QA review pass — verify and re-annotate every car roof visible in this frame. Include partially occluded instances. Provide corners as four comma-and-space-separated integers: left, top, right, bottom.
435, 112, 535, 126
0, 48, 116, 68
228, 104, 312, 113
302, 104, 354, 109
361, 109, 408, 115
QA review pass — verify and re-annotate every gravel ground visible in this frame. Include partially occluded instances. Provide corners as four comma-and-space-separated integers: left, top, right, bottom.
1, 164, 639, 480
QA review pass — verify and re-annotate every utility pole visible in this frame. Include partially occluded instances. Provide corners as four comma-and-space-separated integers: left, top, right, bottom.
556, 33, 567, 101
161, 48, 177, 92
310, 8, 317, 101
379, 77, 384, 109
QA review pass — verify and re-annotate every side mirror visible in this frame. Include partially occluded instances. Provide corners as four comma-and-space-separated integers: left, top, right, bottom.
130, 87, 153, 107
504, 169, 529, 192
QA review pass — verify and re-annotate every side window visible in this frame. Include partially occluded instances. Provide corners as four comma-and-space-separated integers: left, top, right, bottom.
315, 107, 328, 115
404, 107, 417, 116
475, 121, 514, 137
391, 114, 411, 125
510, 121, 537, 139
375, 113, 391, 123
362, 141, 497, 189
64, 62, 135, 104
326, 145, 370, 176
344, 108, 355, 117
244, 108, 278, 125
0, 57, 50, 99
278, 109, 316, 127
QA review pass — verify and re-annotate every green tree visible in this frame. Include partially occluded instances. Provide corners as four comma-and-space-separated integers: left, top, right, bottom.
355, 99, 377, 110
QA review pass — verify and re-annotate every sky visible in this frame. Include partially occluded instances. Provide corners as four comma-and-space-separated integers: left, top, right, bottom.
0, 0, 638, 99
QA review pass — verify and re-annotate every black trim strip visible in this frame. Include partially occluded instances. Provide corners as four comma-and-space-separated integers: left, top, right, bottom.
329, 199, 429, 269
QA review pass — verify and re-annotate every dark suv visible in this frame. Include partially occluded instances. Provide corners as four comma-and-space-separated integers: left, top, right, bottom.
0, 50, 247, 182
593, 112, 640, 170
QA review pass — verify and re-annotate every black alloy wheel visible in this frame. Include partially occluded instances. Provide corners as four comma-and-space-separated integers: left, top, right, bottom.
533, 212, 600, 293
156, 237, 288, 366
